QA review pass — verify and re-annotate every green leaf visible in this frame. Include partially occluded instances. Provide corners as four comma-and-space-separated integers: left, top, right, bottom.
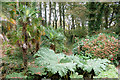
34, 47, 81, 77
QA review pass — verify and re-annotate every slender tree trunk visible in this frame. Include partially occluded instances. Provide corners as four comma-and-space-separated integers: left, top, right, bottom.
36, 31, 39, 52
22, 23, 28, 70
53, 3, 55, 28
104, 14, 108, 29
88, 2, 97, 34
40, 2, 44, 25
115, 2, 120, 34
39, 2, 42, 17
104, 4, 109, 29
54, 2, 57, 29
95, 3, 104, 30
49, 2, 51, 25
62, 3, 65, 30
44, 2, 47, 26
35, 2, 40, 52
59, 2, 62, 27
109, 10, 114, 27
71, 15, 75, 29
53, 21, 54, 28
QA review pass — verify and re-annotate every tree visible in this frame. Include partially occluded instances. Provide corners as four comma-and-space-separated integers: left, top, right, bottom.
62, 3, 65, 30
87, 2, 97, 34
54, 2, 57, 29
71, 15, 75, 29
44, 2, 47, 26
114, 2, 120, 34
59, 2, 62, 27
49, 2, 51, 25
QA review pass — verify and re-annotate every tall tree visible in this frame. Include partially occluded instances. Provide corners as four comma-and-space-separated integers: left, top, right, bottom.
39, 2, 42, 17
44, 2, 47, 26
71, 15, 75, 29
49, 2, 51, 25
96, 3, 105, 30
59, 2, 62, 27
114, 2, 120, 34
62, 3, 65, 30
104, 3, 110, 29
54, 2, 57, 29
52, 2, 55, 28
39, 2, 44, 25
87, 2, 97, 34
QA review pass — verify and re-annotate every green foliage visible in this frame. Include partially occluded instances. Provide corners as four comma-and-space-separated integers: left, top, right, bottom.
70, 72, 83, 78
70, 64, 118, 78
73, 33, 119, 60
28, 67, 47, 76
94, 65, 118, 78
33, 47, 110, 78
83, 58, 110, 75
72, 27, 88, 38
6, 72, 27, 79
41, 26, 68, 53
65, 27, 88, 43
34, 47, 79, 77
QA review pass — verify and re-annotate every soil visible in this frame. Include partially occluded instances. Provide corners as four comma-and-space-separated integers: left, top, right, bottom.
64, 50, 73, 56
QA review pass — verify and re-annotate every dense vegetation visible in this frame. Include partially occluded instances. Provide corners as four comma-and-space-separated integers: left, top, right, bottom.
0, 1, 119, 80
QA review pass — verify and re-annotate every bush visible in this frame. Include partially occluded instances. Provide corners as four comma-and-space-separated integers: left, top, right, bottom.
73, 33, 119, 60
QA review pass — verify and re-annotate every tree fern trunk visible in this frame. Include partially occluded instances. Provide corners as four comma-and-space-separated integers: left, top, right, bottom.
22, 23, 28, 70
83, 72, 93, 80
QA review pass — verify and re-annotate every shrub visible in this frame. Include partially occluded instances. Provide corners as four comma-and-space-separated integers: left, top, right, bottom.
73, 33, 119, 60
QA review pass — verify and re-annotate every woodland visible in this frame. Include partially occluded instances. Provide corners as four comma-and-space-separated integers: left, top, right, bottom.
0, 1, 120, 80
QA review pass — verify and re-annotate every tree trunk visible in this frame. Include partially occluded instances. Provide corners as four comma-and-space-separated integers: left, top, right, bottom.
115, 2, 120, 34
103, 4, 110, 29
53, 21, 54, 28
54, 2, 57, 29
35, 3, 40, 52
62, 3, 65, 30
22, 23, 28, 70
44, 2, 47, 26
109, 10, 114, 27
71, 15, 75, 29
104, 13, 108, 29
52, 3, 55, 28
59, 2, 62, 27
88, 2, 97, 34
36, 41, 39, 52
39, 2, 42, 17
49, 2, 51, 25
83, 72, 94, 80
